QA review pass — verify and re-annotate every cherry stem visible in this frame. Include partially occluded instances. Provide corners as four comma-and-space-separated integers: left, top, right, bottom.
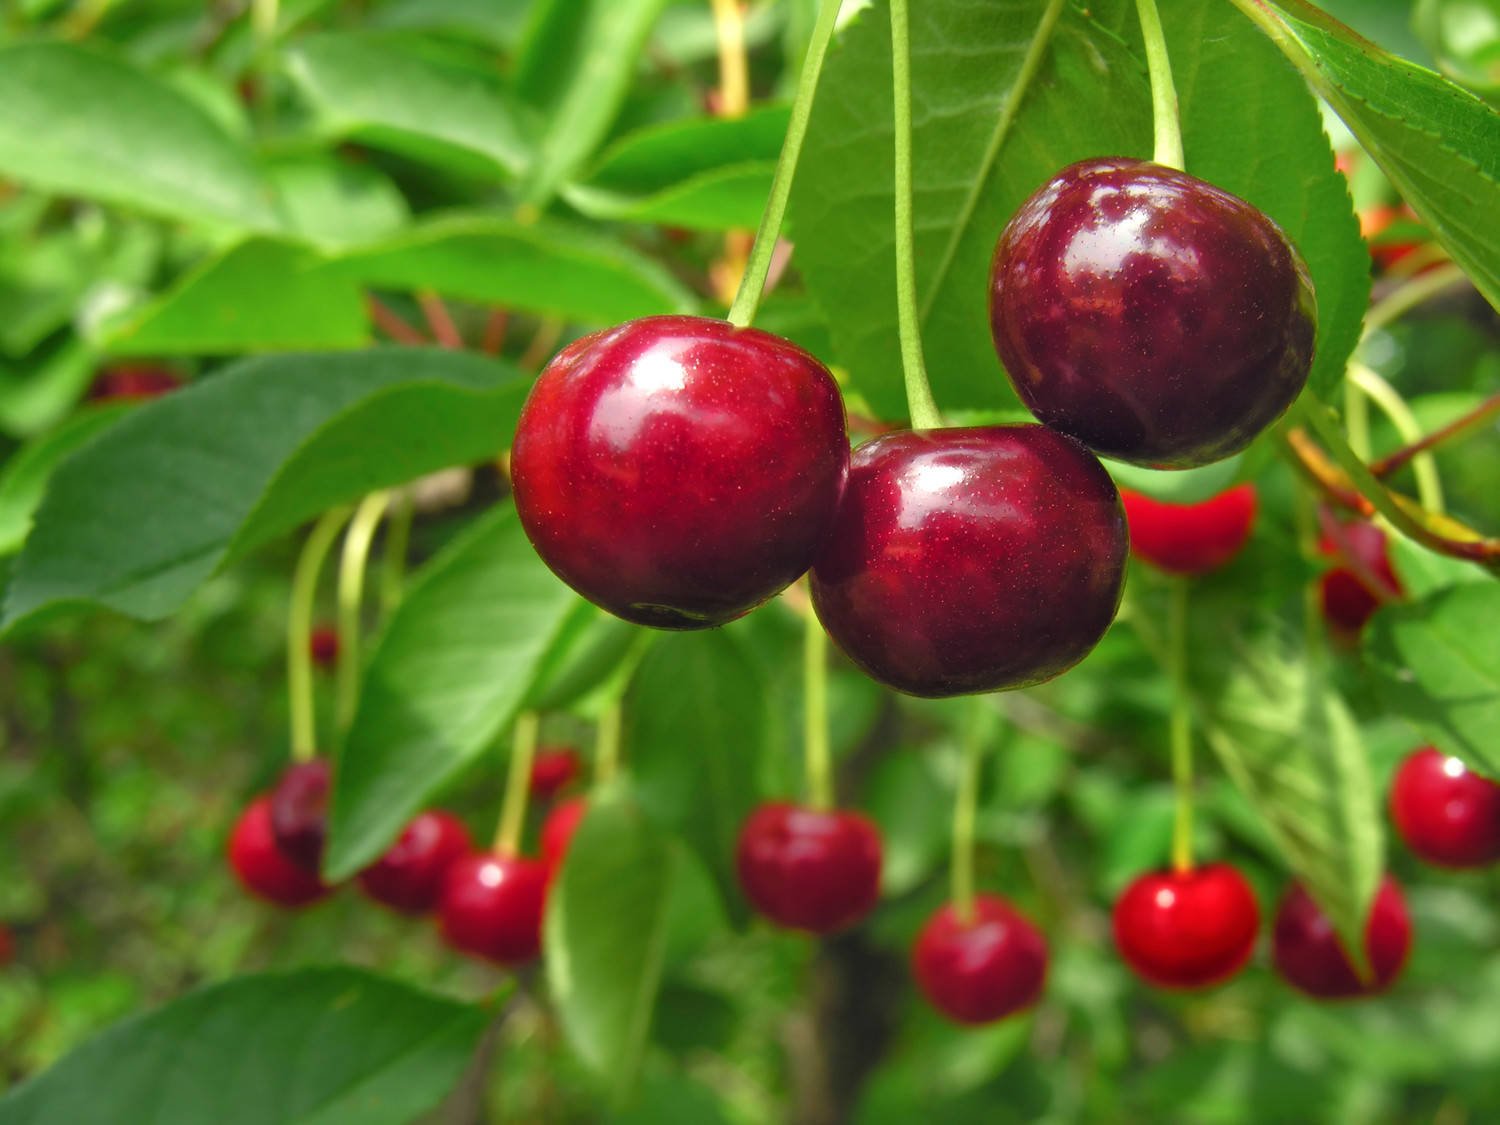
378, 489, 414, 616
495, 711, 540, 856
950, 698, 989, 927
595, 700, 623, 789
1371, 392, 1500, 480
287, 506, 352, 762
1347, 362, 1445, 515
711, 0, 750, 118
803, 607, 833, 811
889, 0, 944, 429
1167, 577, 1194, 873
726, 0, 843, 329
417, 290, 464, 349
480, 310, 510, 356
336, 491, 391, 732
519, 318, 564, 371
1134, 0, 1184, 170
1361, 262, 1468, 338
365, 294, 429, 345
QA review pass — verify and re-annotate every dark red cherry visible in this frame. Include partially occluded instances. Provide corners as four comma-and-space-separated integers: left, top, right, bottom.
735, 803, 883, 934
0, 924, 12, 967
358, 810, 474, 915
1120, 485, 1258, 576
510, 315, 849, 629
810, 425, 1127, 697
912, 894, 1048, 1024
540, 797, 589, 872
227, 796, 331, 908
438, 852, 550, 966
1272, 877, 1412, 999
1112, 863, 1260, 989
309, 624, 340, 670
88, 364, 183, 403
269, 760, 331, 874
990, 158, 1316, 468
1390, 747, 1500, 869
530, 746, 583, 800
1317, 519, 1403, 636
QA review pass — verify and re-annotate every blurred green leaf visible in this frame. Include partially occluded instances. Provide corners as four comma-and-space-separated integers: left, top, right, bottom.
0, 405, 127, 557
0, 967, 488, 1124
0, 340, 98, 438
264, 155, 411, 251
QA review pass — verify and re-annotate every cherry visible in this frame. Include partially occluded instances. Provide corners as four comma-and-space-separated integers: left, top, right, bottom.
0, 924, 14, 968
358, 810, 474, 915
540, 796, 588, 872
735, 803, 883, 934
309, 624, 340, 670
268, 759, 332, 874
990, 157, 1316, 468
1272, 877, 1412, 999
227, 796, 330, 908
530, 746, 583, 800
1112, 863, 1260, 989
510, 315, 849, 629
1389, 747, 1500, 869
1317, 519, 1403, 637
810, 425, 1127, 697
88, 364, 183, 403
912, 895, 1048, 1024
438, 852, 550, 966
1120, 484, 1258, 576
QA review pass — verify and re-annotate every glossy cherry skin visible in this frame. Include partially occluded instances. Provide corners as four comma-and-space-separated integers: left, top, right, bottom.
530, 746, 583, 800
1272, 877, 1412, 999
227, 796, 331, 908
1390, 747, 1500, 868
1112, 863, 1260, 989
438, 852, 550, 966
990, 158, 1316, 468
1317, 520, 1403, 636
810, 425, 1127, 697
1120, 485, 1258, 576
511, 315, 849, 629
268, 760, 332, 874
358, 810, 474, 915
541, 797, 589, 872
735, 803, 883, 934
309, 624, 340, 670
912, 895, 1048, 1024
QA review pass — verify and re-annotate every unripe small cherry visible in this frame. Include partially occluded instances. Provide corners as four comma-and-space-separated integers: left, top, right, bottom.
530, 747, 583, 801
735, 803, 883, 934
268, 759, 332, 874
438, 852, 550, 966
227, 796, 331, 908
1272, 877, 1412, 999
1112, 863, 1260, 989
541, 797, 589, 872
1120, 485, 1258, 576
1389, 747, 1500, 869
358, 810, 474, 915
912, 895, 1048, 1024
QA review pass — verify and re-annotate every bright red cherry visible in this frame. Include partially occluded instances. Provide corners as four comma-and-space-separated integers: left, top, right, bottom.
510, 315, 849, 629
530, 746, 583, 800
309, 624, 340, 670
735, 803, 883, 934
810, 425, 1127, 697
88, 364, 183, 403
358, 810, 474, 915
990, 158, 1316, 468
438, 852, 550, 966
269, 759, 332, 874
541, 797, 589, 872
912, 894, 1048, 1024
1120, 485, 1258, 576
1272, 877, 1412, 999
1112, 863, 1260, 989
1389, 747, 1500, 868
227, 796, 331, 908
1317, 519, 1403, 636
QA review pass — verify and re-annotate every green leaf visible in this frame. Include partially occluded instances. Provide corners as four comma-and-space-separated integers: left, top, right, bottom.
0, 967, 488, 1125
326, 506, 581, 878
1365, 582, 1500, 778
527, 609, 645, 714
0, 406, 127, 557
3, 348, 527, 630
515, 0, 672, 206
284, 32, 535, 182
104, 239, 370, 355
0, 42, 278, 231
327, 213, 698, 323
626, 630, 768, 922
1243, 0, 1500, 315
1201, 644, 1383, 959
562, 106, 788, 231
0, 340, 99, 439
544, 793, 678, 1102
264, 154, 411, 251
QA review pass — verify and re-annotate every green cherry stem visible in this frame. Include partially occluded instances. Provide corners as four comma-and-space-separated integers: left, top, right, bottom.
1167, 577, 1194, 873
287, 506, 353, 762
336, 491, 391, 732
1134, 0, 1184, 171
950, 698, 990, 926
379, 489, 414, 616
495, 711, 540, 857
726, 0, 843, 329
804, 606, 833, 811
595, 700, 623, 789
889, 0, 943, 429
1347, 363, 1445, 515
1360, 262, 1468, 338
